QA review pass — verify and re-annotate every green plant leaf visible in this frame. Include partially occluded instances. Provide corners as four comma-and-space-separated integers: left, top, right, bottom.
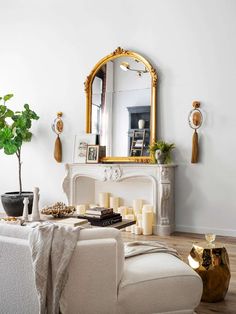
4, 142, 18, 155
5, 109, 14, 118
3, 94, 14, 102
24, 104, 29, 110
0, 105, 7, 116
0, 127, 13, 140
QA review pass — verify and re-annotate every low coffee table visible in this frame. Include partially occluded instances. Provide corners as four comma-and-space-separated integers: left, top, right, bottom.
103, 219, 136, 230
0, 212, 136, 230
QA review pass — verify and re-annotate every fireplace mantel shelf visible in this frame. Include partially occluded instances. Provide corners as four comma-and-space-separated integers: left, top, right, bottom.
63, 163, 176, 236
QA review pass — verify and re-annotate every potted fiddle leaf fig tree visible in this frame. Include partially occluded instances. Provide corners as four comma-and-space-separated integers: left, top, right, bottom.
0, 94, 39, 216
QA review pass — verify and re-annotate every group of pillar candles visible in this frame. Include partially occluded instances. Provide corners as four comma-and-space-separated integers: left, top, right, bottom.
76, 192, 154, 236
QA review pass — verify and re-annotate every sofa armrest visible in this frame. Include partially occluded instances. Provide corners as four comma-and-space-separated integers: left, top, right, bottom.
65, 238, 118, 314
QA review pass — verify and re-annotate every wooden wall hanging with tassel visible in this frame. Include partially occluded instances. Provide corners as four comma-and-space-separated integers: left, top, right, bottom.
52, 112, 63, 162
188, 101, 203, 163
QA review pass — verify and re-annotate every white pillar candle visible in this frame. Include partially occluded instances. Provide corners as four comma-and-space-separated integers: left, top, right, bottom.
127, 207, 134, 215
142, 204, 153, 212
110, 197, 119, 212
118, 206, 127, 218
134, 226, 142, 235
136, 213, 142, 227
99, 192, 109, 208
142, 212, 153, 235
131, 225, 136, 234
89, 204, 97, 209
133, 199, 143, 216
125, 214, 135, 232
76, 204, 86, 215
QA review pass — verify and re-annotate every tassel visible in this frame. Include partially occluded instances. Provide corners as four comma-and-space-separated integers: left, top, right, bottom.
191, 130, 198, 163
54, 135, 62, 162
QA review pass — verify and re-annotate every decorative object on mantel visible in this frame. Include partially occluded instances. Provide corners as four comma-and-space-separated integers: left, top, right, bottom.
41, 202, 76, 218
188, 101, 203, 163
149, 140, 175, 164
0, 93, 39, 216
86, 145, 106, 163
52, 112, 64, 163
73, 133, 96, 163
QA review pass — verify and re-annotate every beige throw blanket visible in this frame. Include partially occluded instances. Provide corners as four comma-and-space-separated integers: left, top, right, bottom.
124, 241, 181, 259
29, 222, 80, 314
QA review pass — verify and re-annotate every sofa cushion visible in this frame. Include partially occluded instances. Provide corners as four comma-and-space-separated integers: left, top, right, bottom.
0, 224, 124, 283
0, 224, 30, 239
78, 227, 124, 283
118, 253, 202, 314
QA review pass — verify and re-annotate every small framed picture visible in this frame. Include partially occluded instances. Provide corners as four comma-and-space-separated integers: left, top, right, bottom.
86, 145, 99, 163
73, 133, 96, 163
86, 145, 106, 163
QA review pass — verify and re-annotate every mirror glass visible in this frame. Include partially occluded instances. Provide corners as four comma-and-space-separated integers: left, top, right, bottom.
91, 56, 152, 157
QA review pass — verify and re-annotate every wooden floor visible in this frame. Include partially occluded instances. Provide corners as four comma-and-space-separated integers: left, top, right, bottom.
121, 231, 236, 314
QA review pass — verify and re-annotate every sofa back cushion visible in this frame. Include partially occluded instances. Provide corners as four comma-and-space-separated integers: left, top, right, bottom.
0, 224, 124, 283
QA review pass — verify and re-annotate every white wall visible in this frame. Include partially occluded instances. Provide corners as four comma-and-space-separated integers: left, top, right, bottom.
0, 0, 236, 236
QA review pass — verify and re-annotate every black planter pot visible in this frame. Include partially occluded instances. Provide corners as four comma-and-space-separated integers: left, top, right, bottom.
1, 192, 33, 217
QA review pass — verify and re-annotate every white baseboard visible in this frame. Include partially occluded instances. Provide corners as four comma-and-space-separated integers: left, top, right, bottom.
175, 224, 236, 237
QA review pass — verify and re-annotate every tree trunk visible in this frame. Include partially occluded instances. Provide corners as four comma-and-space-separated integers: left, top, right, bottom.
16, 149, 22, 194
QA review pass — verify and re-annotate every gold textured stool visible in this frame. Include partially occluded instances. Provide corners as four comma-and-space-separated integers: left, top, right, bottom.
188, 242, 231, 302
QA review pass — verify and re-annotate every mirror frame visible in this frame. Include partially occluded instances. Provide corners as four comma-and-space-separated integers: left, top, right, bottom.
84, 47, 157, 163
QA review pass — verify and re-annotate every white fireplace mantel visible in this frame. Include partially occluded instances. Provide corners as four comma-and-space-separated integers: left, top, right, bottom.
62, 163, 176, 236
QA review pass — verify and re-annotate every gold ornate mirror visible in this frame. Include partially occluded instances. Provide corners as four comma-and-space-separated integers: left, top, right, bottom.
85, 47, 157, 163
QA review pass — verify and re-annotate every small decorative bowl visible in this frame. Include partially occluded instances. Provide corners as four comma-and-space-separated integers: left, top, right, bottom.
0, 217, 24, 225
41, 202, 76, 218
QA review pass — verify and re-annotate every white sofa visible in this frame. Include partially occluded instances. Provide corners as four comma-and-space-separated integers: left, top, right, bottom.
0, 225, 202, 314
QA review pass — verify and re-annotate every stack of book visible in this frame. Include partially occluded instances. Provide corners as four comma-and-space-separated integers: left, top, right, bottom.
77, 206, 122, 227
55, 217, 90, 228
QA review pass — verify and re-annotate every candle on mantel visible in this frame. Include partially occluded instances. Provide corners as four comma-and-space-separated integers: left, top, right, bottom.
136, 214, 142, 227
142, 211, 153, 235
89, 204, 97, 208
131, 225, 136, 234
118, 206, 127, 218
142, 204, 153, 212
76, 204, 86, 215
134, 226, 142, 235
127, 207, 134, 215
125, 214, 134, 232
99, 192, 109, 208
110, 197, 119, 212
133, 199, 143, 216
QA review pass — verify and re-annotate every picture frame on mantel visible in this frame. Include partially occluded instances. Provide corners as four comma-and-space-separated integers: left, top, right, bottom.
86, 145, 106, 163
73, 133, 96, 163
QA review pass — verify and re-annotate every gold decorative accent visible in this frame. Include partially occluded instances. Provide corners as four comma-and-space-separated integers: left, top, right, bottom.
111, 46, 128, 55
52, 112, 64, 163
188, 243, 231, 302
188, 100, 203, 163
84, 47, 158, 163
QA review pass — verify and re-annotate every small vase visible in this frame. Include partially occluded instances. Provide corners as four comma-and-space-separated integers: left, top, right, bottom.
138, 119, 145, 129
155, 150, 167, 164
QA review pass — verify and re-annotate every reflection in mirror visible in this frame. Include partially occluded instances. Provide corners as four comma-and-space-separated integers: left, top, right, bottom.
91, 56, 151, 157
